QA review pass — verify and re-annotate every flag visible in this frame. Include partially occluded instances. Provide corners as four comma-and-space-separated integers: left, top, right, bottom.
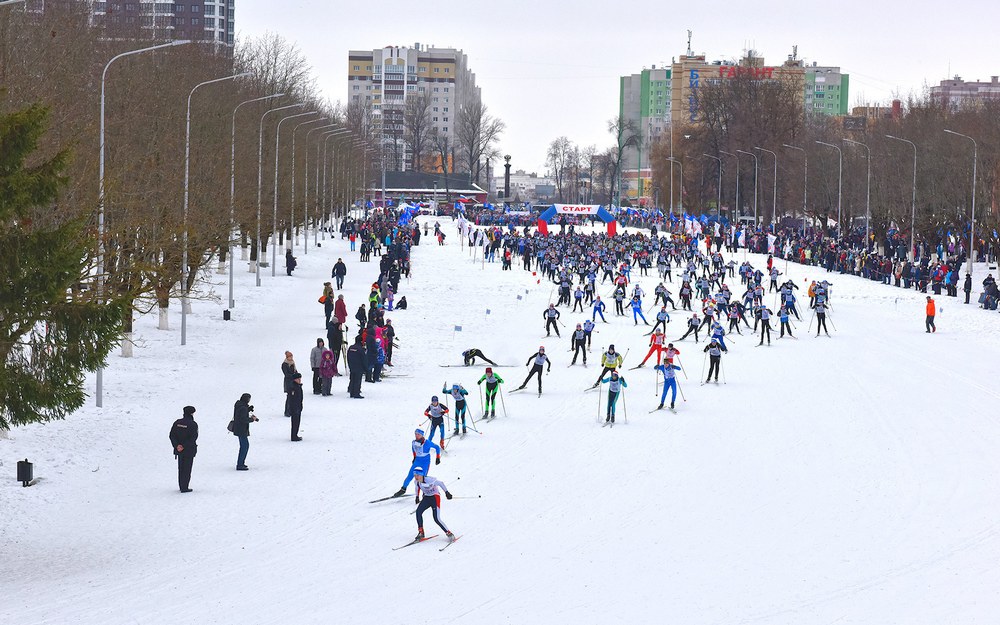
516, 295, 523, 300
365, 200, 374, 209
454, 325, 462, 332
486, 309, 491, 315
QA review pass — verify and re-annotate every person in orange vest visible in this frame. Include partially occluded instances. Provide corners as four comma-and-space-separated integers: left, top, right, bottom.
807, 280, 817, 308
925, 296, 936, 333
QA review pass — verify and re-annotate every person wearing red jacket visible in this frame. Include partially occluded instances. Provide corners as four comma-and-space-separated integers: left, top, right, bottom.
925, 296, 936, 333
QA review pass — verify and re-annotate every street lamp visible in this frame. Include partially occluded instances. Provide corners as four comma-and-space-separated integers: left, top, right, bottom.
754, 147, 778, 226
885, 134, 917, 261
320, 129, 350, 242
181, 72, 249, 346
290, 117, 330, 253
666, 157, 683, 214
272, 111, 317, 276
815, 140, 842, 236
97, 39, 191, 406
720, 150, 739, 224
943, 129, 978, 281
303, 124, 340, 253
782, 144, 808, 236
229, 93, 284, 310
736, 150, 758, 225
256, 103, 304, 286
702, 154, 722, 219
843, 139, 871, 250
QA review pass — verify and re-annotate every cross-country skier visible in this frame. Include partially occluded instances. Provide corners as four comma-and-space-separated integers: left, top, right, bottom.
677, 313, 701, 342
516, 346, 552, 394
654, 362, 682, 410
591, 345, 623, 388
477, 367, 504, 418
444, 383, 470, 435
543, 304, 561, 337
601, 371, 628, 424
710, 321, 728, 351
637, 329, 665, 367
570, 323, 588, 365
423, 395, 449, 447
583, 319, 596, 350
412, 466, 456, 543
631, 295, 650, 325
703, 338, 726, 383
393, 428, 441, 498
652, 306, 671, 334
462, 348, 497, 367
815, 301, 830, 336
592, 296, 608, 323
758, 306, 773, 345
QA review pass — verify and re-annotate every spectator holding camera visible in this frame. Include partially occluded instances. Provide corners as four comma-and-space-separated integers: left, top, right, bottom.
233, 393, 259, 471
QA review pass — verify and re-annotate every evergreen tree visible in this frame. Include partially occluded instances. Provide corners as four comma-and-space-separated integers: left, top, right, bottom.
0, 105, 126, 430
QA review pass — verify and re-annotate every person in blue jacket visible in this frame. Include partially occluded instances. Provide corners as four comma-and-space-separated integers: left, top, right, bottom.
592, 296, 607, 323
394, 428, 441, 499
444, 382, 470, 434
600, 370, 628, 424
654, 363, 682, 410
631, 296, 649, 326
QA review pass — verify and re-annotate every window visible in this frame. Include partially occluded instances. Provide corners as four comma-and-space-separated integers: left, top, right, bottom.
419, 87, 425, 92
366, 65, 371, 71
204, 17, 215, 27
125, 15, 136, 22
124, 3, 136, 10
419, 66, 427, 72
433, 107, 438, 112
443, 107, 448, 112
434, 68, 439, 73
433, 117, 438, 122
433, 87, 439, 92
174, 4, 183, 11
443, 127, 448, 132
443, 117, 448, 122
444, 68, 449, 73
191, 16, 199, 24
190, 4, 199, 11
175, 16, 185, 24
204, 5, 215, 15
353, 85, 360, 91
444, 87, 449, 93
407, 65, 415, 73
366, 85, 371, 91
353, 65, 359, 71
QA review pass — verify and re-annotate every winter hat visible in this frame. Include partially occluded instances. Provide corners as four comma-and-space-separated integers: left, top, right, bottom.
485, 367, 493, 374
183, 406, 196, 416
431, 395, 439, 402
415, 428, 425, 436
412, 466, 425, 475
240, 393, 252, 403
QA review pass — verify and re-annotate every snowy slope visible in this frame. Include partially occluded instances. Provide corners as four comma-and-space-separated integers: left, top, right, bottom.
3, 220, 1000, 625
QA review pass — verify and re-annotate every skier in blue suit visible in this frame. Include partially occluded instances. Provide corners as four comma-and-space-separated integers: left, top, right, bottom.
592, 296, 607, 323
654, 363, 682, 410
394, 427, 441, 498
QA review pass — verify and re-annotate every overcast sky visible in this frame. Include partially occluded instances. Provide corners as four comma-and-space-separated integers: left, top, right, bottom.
237, 0, 998, 174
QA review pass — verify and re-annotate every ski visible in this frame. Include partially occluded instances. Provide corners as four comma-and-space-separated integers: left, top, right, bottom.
370, 494, 406, 504
583, 385, 600, 393
648, 407, 664, 413
439, 535, 462, 552
509, 387, 526, 394
392, 534, 440, 551
601, 421, 611, 427
628, 364, 645, 370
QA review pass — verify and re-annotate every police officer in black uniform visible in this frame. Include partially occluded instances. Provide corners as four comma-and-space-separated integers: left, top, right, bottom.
169, 406, 199, 493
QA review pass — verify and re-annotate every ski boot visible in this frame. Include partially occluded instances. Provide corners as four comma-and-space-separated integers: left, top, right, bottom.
393, 488, 406, 498
453, 428, 459, 435
462, 427, 467, 434
446, 531, 456, 541
414, 529, 425, 541
657, 403, 664, 409
670, 402, 675, 410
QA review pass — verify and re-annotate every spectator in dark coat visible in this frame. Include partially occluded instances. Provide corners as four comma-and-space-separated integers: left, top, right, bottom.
233, 393, 258, 470
326, 319, 345, 371
168, 406, 198, 492
346, 336, 367, 399
285, 249, 297, 276
288, 373, 304, 441
281, 351, 297, 417
365, 329, 380, 383
332, 258, 347, 289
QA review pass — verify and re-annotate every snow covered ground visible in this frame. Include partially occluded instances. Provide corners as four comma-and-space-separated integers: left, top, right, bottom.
3, 220, 1000, 625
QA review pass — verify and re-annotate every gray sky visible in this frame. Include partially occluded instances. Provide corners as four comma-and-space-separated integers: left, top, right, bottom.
238, 0, 998, 174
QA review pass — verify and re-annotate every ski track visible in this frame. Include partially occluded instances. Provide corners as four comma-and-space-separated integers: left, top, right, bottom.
2, 222, 1000, 624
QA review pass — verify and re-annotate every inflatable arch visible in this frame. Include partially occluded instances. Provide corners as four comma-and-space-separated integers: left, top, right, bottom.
537, 204, 618, 236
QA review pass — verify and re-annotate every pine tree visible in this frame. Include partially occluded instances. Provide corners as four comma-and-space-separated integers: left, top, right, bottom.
0, 105, 126, 430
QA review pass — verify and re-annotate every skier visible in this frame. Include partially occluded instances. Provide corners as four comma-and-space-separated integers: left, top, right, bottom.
703, 338, 726, 383
462, 348, 498, 367
572, 285, 585, 312
710, 321, 728, 351
570, 323, 588, 366
592, 296, 608, 323
423, 395, 449, 447
631, 295, 650, 325
613, 285, 627, 316
543, 303, 561, 337
651, 306, 671, 334
583, 319, 596, 350
444, 382, 470, 435
591, 345, 624, 388
516, 346, 552, 394
815, 301, 830, 337
654, 362, 682, 410
394, 428, 441, 499
778, 306, 795, 339
637, 329, 665, 367
412, 466, 456, 543
677, 313, 701, 343
758, 306, 773, 346
601, 371, 628, 424
477, 367, 504, 418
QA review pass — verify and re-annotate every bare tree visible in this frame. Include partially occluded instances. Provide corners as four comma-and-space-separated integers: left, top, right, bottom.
607, 115, 638, 206
546, 136, 572, 202
403, 90, 433, 172
455, 100, 505, 184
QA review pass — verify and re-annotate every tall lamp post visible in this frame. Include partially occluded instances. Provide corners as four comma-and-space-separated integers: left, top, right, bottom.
843, 139, 871, 250
228, 93, 283, 310
97, 39, 191, 407
815, 140, 842, 236
702, 154, 722, 219
754, 147, 778, 227
782, 144, 808, 235
666, 157, 683, 214
290, 117, 330, 253
303, 124, 340, 253
272, 111, 317, 276
943, 129, 978, 280
736, 150, 758, 225
720, 150, 739, 224
885, 134, 917, 261
256, 103, 304, 286
321, 129, 350, 241
181, 72, 249, 346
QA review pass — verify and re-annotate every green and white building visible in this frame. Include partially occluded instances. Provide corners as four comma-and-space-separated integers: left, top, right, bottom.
619, 66, 671, 203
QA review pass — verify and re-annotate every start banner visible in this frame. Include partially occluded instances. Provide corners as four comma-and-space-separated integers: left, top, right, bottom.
552, 204, 601, 215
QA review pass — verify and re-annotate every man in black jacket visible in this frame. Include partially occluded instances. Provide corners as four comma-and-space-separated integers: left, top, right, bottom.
332, 258, 347, 289
233, 393, 258, 470
346, 336, 367, 399
169, 406, 199, 492
288, 373, 304, 441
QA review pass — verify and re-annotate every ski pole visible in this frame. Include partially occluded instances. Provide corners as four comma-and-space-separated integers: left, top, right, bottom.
701, 354, 707, 381
498, 386, 508, 418
675, 355, 688, 380
478, 384, 484, 417
676, 377, 687, 402
807, 309, 815, 332
720, 358, 727, 384
654, 367, 661, 397
596, 378, 603, 424
621, 386, 628, 424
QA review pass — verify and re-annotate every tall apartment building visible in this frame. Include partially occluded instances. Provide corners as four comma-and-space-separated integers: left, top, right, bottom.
87, 1, 236, 45
347, 44, 480, 172
619, 66, 671, 202
931, 75, 1000, 108
799, 62, 849, 116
